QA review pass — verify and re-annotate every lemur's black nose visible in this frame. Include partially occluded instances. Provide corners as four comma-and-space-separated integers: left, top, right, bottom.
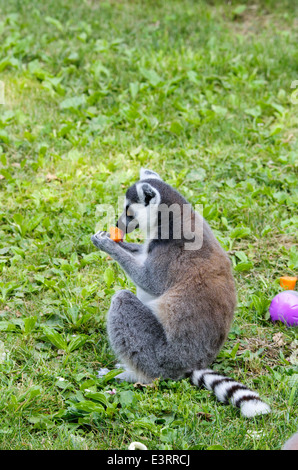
116, 220, 118, 228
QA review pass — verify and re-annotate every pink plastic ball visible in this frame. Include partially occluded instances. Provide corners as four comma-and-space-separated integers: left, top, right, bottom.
269, 290, 298, 326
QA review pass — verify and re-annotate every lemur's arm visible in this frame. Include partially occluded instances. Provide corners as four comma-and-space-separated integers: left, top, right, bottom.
91, 231, 161, 295
117, 240, 141, 254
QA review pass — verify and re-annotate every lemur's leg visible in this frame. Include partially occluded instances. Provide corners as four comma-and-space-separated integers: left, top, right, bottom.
107, 290, 170, 382
91, 231, 161, 295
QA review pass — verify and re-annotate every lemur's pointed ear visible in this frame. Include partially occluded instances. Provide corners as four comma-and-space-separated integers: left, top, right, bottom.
137, 183, 159, 206
140, 168, 162, 181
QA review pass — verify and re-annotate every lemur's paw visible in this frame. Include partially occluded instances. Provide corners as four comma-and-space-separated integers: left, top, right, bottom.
94, 230, 110, 239
91, 230, 111, 249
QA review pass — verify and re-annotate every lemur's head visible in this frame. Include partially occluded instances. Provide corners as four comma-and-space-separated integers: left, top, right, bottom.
116, 169, 188, 238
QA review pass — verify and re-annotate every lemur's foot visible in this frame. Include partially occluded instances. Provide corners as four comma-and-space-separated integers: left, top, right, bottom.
97, 366, 152, 384
114, 370, 153, 384
97, 367, 111, 378
97, 367, 136, 383
114, 370, 138, 383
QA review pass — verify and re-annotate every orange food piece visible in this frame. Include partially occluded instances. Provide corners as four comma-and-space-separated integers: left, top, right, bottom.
280, 276, 297, 290
109, 226, 124, 242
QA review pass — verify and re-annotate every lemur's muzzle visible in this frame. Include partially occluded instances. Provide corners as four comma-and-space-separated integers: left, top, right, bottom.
116, 212, 139, 234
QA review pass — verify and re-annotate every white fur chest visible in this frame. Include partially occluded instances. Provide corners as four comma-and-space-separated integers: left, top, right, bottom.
136, 286, 158, 306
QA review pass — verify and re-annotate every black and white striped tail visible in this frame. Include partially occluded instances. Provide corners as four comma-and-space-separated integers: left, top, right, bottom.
191, 369, 271, 418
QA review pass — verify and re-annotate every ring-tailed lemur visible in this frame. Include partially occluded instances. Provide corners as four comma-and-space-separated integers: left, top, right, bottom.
91, 169, 271, 418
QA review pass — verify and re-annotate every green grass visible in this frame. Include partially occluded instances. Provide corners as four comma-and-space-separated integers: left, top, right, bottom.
0, 0, 297, 450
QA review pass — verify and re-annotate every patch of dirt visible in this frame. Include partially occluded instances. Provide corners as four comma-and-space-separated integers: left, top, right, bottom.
239, 331, 295, 366
222, 4, 296, 36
